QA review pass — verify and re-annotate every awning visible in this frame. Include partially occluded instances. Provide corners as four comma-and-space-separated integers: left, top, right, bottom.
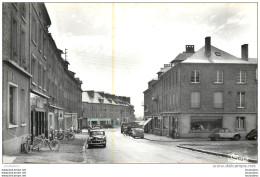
143, 118, 152, 126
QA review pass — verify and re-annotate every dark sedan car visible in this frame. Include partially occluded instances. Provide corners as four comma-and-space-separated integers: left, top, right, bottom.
87, 129, 106, 148
246, 129, 257, 140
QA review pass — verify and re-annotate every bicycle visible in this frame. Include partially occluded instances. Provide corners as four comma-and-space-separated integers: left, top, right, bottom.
22, 134, 32, 153
57, 129, 75, 141
32, 134, 60, 151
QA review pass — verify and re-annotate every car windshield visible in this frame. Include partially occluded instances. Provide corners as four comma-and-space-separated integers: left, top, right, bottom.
90, 131, 104, 136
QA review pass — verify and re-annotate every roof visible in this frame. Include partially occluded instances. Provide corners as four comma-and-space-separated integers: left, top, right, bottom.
170, 53, 194, 63
182, 45, 257, 64
82, 91, 132, 106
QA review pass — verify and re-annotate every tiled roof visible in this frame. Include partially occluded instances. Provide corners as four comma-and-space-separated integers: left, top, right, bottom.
170, 53, 194, 63
82, 91, 131, 106
182, 46, 256, 64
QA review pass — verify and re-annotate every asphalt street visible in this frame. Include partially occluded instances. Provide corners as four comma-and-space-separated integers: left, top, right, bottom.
83, 128, 244, 164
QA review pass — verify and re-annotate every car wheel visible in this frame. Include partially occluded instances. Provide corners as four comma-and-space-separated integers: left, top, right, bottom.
253, 135, 257, 140
234, 135, 240, 141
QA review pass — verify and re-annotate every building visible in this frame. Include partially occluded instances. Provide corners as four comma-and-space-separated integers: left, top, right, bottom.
2, 2, 83, 155
143, 37, 257, 138
2, 2, 31, 155
82, 91, 135, 128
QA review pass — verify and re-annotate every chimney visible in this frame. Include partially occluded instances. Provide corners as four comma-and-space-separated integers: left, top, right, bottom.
241, 44, 248, 61
205, 37, 211, 57
185, 45, 195, 53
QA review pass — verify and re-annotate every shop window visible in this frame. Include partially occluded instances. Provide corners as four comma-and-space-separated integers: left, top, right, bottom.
191, 92, 200, 108
236, 117, 245, 129
214, 92, 223, 108
214, 70, 223, 84
190, 117, 222, 132
237, 92, 245, 108
191, 70, 200, 83
237, 71, 246, 84
8, 83, 18, 128
154, 117, 160, 129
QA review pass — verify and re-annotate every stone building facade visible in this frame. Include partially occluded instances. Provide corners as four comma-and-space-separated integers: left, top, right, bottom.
144, 37, 257, 138
82, 91, 135, 128
2, 2, 82, 155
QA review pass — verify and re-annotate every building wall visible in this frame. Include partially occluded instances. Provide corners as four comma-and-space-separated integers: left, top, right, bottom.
2, 3, 31, 155
179, 63, 257, 113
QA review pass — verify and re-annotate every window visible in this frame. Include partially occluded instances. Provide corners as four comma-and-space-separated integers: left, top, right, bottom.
20, 89, 26, 125
38, 63, 42, 88
38, 27, 43, 52
43, 68, 46, 91
214, 92, 223, 108
11, 15, 18, 62
237, 92, 245, 108
43, 36, 47, 59
191, 92, 200, 108
172, 72, 175, 85
191, 70, 200, 83
214, 70, 223, 83
190, 117, 222, 132
236, 117, 245, 129
31, 16, 37, 45
20, 27, 27, 70
20, 3, 26, 21
172, 93, 176, 109
237, 71, 246, 84
154, 117, 160, 129
163, 116, 168, 129
31, 55, 37, 84
8, 83, 18, 127
175, 71, 178, 85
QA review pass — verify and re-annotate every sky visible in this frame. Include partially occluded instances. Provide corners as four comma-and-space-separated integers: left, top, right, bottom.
45, 3, 257, 118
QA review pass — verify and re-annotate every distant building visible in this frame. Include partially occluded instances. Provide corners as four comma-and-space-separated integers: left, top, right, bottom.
82, 91, 135, 127
2, 2, 82, 155
143, 37, 257, 138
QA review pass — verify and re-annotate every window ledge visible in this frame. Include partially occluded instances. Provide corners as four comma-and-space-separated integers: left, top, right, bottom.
32, 40, 37, 47
43, 89, 47, 92
237, 82, 246, 85
237, 107, 245, 109
191, 82, 200, 84
8, 124, 18, 129
235, 128, 245, 131
4, 59, 32, 78
214, 82, 223, 84
21, 123, 26, 127
21, 16, 27, 24
32, 82, 37, 86
39, 49, 43, 54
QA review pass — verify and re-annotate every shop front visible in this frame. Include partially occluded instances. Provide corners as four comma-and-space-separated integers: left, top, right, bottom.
30, 92, 48, 138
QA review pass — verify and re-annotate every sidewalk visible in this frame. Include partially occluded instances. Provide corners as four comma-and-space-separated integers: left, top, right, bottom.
144, 133, 258, 163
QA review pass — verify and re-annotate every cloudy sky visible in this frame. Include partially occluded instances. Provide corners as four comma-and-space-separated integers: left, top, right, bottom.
45, 3, 257, 117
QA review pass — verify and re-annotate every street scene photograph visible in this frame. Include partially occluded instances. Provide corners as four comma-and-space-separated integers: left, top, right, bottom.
1, 2, 258, 171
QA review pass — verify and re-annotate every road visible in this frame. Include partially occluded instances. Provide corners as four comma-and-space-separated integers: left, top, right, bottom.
83, 128, 241, 164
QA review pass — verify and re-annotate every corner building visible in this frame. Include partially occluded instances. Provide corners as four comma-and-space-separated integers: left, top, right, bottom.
144, 37, 257, 138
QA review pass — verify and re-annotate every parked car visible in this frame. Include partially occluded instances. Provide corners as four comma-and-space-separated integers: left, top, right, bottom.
131, 128, 144, 139
246, 129, 257, 140
209, 128, 241, 141
87, 129, 106, 148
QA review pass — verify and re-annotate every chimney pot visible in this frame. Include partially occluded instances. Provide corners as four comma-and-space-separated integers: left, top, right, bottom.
205, 37, 211, 57
185, 45, 195, 53
241, 44, 248, 61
